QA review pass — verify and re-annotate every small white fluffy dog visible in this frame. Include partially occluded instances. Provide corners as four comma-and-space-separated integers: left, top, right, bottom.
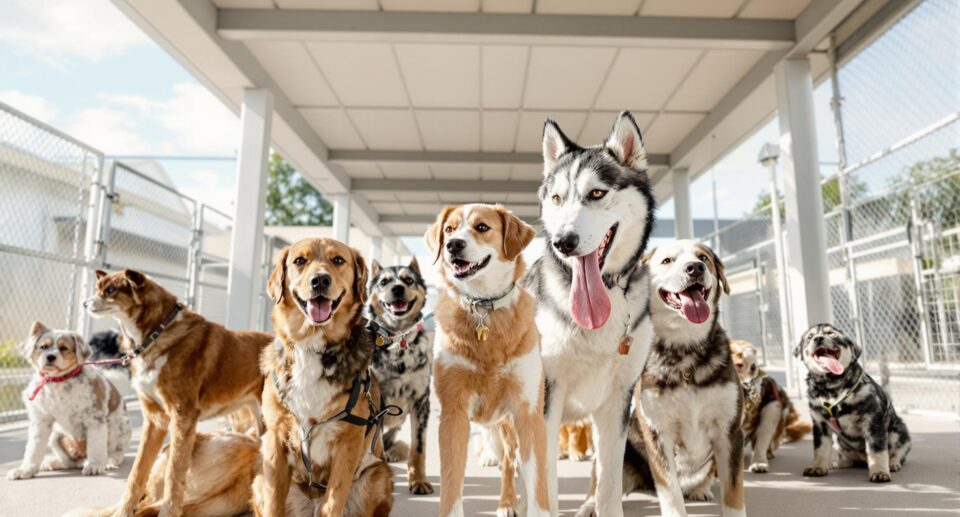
7, 322, 131, 480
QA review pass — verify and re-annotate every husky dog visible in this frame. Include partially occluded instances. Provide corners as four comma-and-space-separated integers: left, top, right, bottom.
796, 323, 911, 483
522, 111, 655, 516
366, 258, 434, 495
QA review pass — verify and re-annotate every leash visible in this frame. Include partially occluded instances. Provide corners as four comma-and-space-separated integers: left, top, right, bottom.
271, 340, 402, 494
368, 312, 434, 351
818, 372, 865, 434
459, 283, 516, 342
27, 365, 84, 401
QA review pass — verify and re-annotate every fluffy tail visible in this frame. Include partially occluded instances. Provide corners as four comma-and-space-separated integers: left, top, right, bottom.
783, 408, 813, 443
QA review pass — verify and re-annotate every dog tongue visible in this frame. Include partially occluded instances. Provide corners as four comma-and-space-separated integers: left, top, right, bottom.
570, 249, 611, 329
307, 298, 332, 323
817, 355, 845, 375
678, 288, 710, 324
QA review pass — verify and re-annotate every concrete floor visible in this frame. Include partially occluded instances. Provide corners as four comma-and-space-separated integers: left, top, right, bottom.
0, 401, 957, 517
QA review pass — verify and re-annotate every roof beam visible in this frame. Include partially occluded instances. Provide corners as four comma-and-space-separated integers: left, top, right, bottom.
355, 178, 540, 194
217, 10, 795, 49
330, 149, 670, 168
381, 214, 538, 226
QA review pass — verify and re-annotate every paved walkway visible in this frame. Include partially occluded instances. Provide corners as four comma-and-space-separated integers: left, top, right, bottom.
0, 401, 957, 516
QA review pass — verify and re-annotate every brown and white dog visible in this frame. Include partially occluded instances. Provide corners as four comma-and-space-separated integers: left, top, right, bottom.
254, 237, 393, 517
426, 203, 550, 517
83, 268, 271, 516
729, 339, 811, 473
635, 240, 746, 517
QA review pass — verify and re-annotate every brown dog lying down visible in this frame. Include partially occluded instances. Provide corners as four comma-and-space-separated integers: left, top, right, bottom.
254, 237, 394, 517
83, 269, 271, 516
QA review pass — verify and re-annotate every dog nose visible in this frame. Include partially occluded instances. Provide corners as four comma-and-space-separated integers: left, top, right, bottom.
390, 285, 405, 297
82, 299, 89, 308
446, 239, 466, 254
552, 232, 579, 256
685, 261, 705, 276
311, 274, 332, 290
46, 354, 56, 363
814, 336, 824, 345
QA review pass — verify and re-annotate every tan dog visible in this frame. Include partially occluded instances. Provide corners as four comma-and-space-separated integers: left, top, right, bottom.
254, 237, 393, 517
84, 269, 270, 517
729, 339, 811, 473
558, 421, 593, 461
426, 203, 550, 517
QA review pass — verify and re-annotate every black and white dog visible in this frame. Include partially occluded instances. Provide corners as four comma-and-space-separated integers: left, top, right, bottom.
521, 111, 655, 516
366, 258, 434, 495
796, 323, 911, 483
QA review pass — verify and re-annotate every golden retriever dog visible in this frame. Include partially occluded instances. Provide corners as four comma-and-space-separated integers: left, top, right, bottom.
558, 420, 593, 462
254, 237, 393, 517
83, 269, 271, 517
426, 203, 551, 517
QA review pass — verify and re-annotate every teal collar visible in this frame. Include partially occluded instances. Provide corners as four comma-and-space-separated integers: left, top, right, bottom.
460, 283, 517, 312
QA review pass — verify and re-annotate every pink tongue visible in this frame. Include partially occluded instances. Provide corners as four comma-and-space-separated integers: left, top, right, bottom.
570, 249, 611, 329
817, 355, 845, 375
307, 298, 332, 323
678, 288, 710, 324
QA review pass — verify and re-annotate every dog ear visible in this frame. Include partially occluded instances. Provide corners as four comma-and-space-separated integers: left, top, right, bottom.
352, 248, 369, 306
408, 257, 420, 276
22, 321, 48, 358
425, 206, 456, 264
640, 247, 656, 267
370, 259, 382, 281
710, 248, 730, 296
496, 205, 536, 261
30, 321, 48, 338
73, 334, 93, 363
267, 247, 289, 304
123, 269, 146, 288
844, 333, 863, 361
605, 111, 648, 171
793, 335, 804, 359
95, 269, 107, 280
543, 119, 576, 174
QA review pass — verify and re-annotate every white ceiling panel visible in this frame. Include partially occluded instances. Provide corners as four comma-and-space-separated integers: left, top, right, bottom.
348, 109, 423, 150
514, 111, 587, 152
430, 164, 481, 180
666, 49, 764, 111
440, 192, 484, 203
307, 42, 409, 107
213, 0, 273, 7
594, 48, 702, 111
381, 0, 480, 12
578, 110, 656, 145
363, 191, 397, 201
738, 0, 810, 19
643, 112, 705, 153
482, 46, 528, 109
339, 162, 383, 179
398, 191, 442, 202
247, 41, 338, 107
640, 0, 744, 17
371, 201, 403, 214
415, 110, 480, 151
378, 161, 431, 179
505, 191, 540, 202
395, 44, 480, 108
482, 0, 533, 13
511, 164, 544, 180
523, 47, 617, 110
482, 111, 519, 152
300, 108, 366, 149
480, 164, 511, 180
275, 0, 379, 8
536, 0, 642, 16
402, 202, 445, 215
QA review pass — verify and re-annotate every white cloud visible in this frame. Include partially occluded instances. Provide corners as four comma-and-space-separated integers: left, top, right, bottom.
175, 168, 236, 214
66, 107, 153, 154
0, 0, 147, 64
0, 90, 58, 122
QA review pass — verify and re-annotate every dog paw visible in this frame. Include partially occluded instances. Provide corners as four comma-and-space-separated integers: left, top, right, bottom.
766, 450, 777, 460
748, 462, 769, 473
686, 488, 714, 501
869, 471, 891, 483
496, 507, 519, 517
803, 466, 829, 477
890, 462, 902, 472
7, 466, 38, 480
478, 450, 500, 467
574, 503, 597, 517
568, 450, 590, 462
82, 463, 106, 476
558, 450, 569, 460
41, 458, 66, 471
408, 478, 434, 495
384, 441, 409, 463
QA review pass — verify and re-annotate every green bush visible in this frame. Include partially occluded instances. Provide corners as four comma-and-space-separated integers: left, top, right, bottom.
0, 340, 28, 368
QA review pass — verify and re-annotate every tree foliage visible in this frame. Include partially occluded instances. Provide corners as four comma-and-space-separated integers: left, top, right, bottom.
264, 152, 333, 226
751, 172, 868, 215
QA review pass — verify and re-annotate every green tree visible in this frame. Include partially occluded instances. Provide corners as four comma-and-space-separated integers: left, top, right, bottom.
264, 152, 333, 226
751, 173, 869, 215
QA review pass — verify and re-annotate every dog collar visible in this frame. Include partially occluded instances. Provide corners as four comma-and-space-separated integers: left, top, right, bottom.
460, 283, 517, 312
818, 372, 865, 433
370, 313, 434, 350
28, 365, 84, 401
125, 303, 183, 362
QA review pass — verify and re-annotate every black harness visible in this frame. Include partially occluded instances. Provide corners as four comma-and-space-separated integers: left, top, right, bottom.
270, 340, 401, 493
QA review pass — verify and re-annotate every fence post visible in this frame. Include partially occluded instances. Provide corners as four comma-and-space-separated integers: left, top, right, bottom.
186, 204, 205, 309
76, 156, 111, 338
908, 182, 934, 368
755, 250, 768, 365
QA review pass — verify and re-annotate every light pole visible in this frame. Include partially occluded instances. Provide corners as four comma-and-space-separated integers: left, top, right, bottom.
759, 143, 797, 393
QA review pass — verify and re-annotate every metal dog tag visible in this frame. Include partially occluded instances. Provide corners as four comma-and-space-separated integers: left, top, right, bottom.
618, 335, 633, 355
476, 325, 490, 342
399, 338, 408, 350
375, 335, 386, 347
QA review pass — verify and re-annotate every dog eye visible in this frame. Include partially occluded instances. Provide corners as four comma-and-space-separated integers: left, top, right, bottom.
589, 189, 607, 200
293, 257, 306, 266
661, 257, 672, 265
552, 194, 561, 205
444, 226, 453, 233
105, 286, 116, 295
379, 278, 390, 286
751, 365, 757, 372
403, 277, 414, 285
476, 223, 490, 233
332, 256, 346, 266
698, 254, 709, 262
58, 346, 67, 352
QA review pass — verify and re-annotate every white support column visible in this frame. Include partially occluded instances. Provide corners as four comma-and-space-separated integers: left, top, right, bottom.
226, 88, 273, 330
775, 57, 832, 344
332, 194, 351, 243
369, 235, 383, 263
671, 168, 693, 239
385, 237, 400, 265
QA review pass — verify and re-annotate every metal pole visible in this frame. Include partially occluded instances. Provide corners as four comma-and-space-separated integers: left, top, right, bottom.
672, 168, 693, 239
186, 204, 205, 309
908, 183, 934, 368
755, 250, 769, 365
76, 154, 107, 338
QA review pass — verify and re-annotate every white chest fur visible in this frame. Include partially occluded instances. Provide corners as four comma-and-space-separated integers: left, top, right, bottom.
641, 382, 739, 462
132, 355, 166, 407
284, 346, 344, 468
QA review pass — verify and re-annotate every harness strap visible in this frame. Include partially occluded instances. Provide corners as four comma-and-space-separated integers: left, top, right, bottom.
818, 372, 865, 434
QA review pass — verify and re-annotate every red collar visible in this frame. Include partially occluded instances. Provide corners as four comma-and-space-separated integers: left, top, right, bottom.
28, 365, 84, 401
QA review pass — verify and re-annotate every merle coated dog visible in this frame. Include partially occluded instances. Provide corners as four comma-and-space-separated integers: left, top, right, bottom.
796, 323, 911, 482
